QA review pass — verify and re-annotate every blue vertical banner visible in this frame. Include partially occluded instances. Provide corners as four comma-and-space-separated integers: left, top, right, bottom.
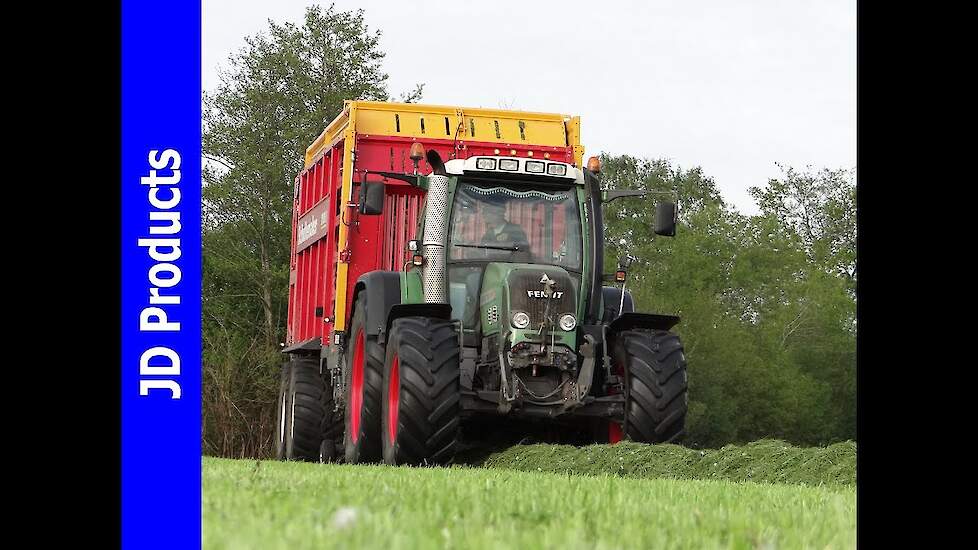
122, 2, 201, 548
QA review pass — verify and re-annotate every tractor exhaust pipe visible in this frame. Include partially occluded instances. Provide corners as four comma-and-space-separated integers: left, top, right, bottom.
426, 149, 447, 176
421, 150, 449, 303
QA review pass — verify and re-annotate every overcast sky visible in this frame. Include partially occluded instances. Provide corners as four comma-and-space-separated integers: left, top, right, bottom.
203, 0, 856, 214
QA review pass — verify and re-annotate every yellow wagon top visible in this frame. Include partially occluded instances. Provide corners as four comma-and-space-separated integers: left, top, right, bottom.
304, 100, 584, 169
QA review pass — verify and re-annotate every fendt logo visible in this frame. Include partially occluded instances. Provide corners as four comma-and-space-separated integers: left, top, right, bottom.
527, 290, 564, 299
531, 273, 563, 298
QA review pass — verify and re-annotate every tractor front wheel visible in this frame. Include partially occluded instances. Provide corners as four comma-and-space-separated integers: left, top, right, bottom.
612, 329, 688, 444
381, 317, 461, 465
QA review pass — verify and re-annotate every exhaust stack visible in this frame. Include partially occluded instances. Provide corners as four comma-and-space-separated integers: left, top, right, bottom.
421, 173, 450, 303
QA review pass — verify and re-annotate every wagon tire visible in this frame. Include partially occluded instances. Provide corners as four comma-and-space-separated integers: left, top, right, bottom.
275, 357, 329, 461
343, 295, 385, 463
274, 365, 290, 460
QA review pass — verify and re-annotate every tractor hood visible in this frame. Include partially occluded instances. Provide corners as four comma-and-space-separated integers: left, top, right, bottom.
479, 263, 579, 349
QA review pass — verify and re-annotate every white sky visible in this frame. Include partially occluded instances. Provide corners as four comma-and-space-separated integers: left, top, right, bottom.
203, 0, 856, 214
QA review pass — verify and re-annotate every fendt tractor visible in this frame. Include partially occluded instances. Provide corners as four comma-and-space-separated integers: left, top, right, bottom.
275, 101, 688, 465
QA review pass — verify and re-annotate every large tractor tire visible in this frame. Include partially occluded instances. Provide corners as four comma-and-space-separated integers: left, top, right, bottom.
381, 317, 461, 465
275, 357, 329, 461
343, 296, 385, 463
612, 329, 688, 444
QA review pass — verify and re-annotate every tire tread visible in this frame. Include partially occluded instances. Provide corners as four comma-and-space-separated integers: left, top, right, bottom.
383, 317, 461, 465
277, 357, 329, 461
614, 329, 688, 444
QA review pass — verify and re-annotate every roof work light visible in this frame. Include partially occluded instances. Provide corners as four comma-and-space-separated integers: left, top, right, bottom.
587, 156, 602, 174
410, 142, 425, 174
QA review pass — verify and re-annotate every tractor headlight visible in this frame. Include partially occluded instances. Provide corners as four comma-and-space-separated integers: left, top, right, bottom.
558, 314, 577, 331
511, 311, 530, 329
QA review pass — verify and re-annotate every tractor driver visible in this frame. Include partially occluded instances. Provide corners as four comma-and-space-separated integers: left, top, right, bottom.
481, 201, 528, 245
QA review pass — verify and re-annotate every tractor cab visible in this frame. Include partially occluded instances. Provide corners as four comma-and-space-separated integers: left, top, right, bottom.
442, 157, 585, 337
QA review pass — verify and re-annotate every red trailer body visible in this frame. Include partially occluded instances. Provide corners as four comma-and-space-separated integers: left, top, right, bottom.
286, 101, 583, 349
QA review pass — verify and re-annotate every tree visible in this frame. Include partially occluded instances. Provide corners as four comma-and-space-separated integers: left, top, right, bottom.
201, 4, 422, 457
750, 165, 857, 293
749, 165, 857, 441
600, 154, 857, 447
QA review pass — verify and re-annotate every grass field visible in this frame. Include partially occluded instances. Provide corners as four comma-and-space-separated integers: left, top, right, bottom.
203, 445, 856, 549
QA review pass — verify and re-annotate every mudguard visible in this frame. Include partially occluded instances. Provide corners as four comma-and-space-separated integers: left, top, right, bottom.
608, 312, 681, 333
353, 271, 401, 337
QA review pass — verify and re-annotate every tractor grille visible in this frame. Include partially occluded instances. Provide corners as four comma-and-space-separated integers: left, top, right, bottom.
507, 269, 576, 327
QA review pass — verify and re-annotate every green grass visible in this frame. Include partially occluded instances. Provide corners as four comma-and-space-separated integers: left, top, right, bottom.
479, 439, 856, 488
203, 455, 856, 549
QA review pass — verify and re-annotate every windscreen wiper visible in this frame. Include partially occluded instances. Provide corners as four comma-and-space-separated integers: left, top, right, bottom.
453, 243, 520, 251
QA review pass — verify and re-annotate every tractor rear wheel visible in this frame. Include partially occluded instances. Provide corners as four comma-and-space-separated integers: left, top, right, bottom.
612, 329, 688, 444
343, 297, 385, 463
381, 317, 461, 465
275, 357, 329, 461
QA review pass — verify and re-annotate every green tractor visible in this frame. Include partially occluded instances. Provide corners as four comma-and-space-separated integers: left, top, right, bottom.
326, 150, 689, 465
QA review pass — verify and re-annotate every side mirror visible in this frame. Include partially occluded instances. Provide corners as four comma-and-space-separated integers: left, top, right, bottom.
654, 201, 677, 236
359, 181, 385, 215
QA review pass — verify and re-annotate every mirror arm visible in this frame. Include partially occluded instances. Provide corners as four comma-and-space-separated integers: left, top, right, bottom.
602, 190, 646, 203
602, 189, 678, 203
362, 170, 425, 188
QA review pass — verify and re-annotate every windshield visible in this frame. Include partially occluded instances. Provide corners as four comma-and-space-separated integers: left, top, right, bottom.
448, 183, 583, 270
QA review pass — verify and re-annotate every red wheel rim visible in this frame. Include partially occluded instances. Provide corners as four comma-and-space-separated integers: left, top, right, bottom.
350, 329, 365, 443
387, 354, 400, 445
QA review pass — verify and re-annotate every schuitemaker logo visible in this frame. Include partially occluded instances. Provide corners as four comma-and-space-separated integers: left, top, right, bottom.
297, 217, 318, 244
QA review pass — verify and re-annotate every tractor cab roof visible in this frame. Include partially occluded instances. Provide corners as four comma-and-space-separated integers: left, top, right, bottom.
444, 156, 585, 186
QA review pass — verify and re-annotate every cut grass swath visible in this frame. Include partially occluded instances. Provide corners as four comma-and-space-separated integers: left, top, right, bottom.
478, 439, 856, 487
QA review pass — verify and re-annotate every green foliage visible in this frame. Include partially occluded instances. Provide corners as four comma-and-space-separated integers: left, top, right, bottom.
203, 456, 856, 549
202, 4, 422, 458
750, 164, 857, 293
599, 155, 856, 447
